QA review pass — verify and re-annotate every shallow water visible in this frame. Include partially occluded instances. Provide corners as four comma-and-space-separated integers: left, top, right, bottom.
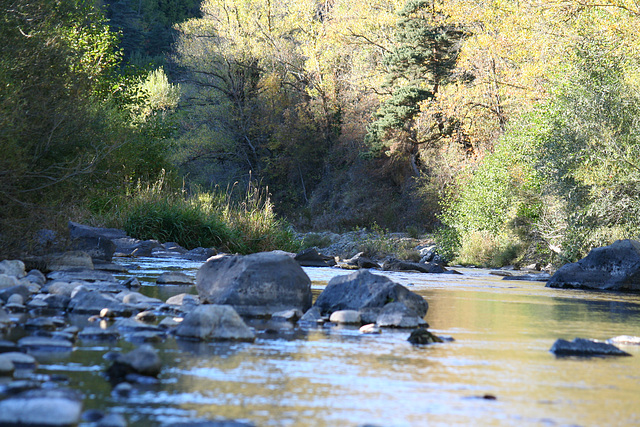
35, 259, 640, 426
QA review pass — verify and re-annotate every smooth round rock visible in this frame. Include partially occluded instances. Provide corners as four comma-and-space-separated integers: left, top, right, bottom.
329, 310, 361, 324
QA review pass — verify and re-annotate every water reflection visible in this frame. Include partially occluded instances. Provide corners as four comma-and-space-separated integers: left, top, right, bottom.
40, 259, 639, 425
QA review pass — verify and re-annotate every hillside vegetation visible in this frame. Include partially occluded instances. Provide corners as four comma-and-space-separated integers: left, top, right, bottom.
2, 0, 639, 265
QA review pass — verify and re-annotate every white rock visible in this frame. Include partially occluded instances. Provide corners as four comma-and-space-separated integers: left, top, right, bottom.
329, 310, 361, 324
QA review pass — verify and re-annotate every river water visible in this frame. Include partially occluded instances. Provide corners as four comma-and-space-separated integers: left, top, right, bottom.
38, 258, 640, 426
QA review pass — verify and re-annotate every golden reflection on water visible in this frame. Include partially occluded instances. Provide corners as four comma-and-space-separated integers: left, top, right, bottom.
161, 271, 640, 427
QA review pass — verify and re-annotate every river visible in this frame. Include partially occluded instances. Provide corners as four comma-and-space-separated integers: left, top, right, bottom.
38, 257, 640, 426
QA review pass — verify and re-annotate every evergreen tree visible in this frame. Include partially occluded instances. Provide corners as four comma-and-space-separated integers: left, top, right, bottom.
365, 0, 466, 169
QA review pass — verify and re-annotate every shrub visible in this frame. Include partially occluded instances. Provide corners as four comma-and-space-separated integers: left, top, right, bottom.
98, 173, 299, 253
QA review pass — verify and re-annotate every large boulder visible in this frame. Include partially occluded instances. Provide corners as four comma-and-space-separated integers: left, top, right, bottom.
174, 305, 255, 341
313, 270, 428, 318
196, 252, 312, 317
546, 239, 640, 291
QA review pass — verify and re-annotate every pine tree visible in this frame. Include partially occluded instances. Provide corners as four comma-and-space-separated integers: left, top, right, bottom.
365, 0, 466, 168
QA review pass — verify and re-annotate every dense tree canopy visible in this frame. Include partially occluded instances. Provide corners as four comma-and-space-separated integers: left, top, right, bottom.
3, 0, 640, 263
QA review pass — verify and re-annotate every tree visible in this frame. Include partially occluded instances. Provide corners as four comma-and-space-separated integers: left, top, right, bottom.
365, 0, 466, 173
0, 0, 176, 253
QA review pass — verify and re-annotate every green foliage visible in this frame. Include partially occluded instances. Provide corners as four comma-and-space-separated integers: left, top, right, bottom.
365, 0, 466, 155
106, 174, 300, 254
301, 233, 334, 250
123, 195, 230, 249
106, 0, 201, 63
433, 225, 460, 263
443, 35, 640, 266
0, 0, 177, 255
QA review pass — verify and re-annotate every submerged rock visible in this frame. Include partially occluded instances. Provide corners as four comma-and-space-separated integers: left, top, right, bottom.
376, 302, 427, 328
313, 270, 428, 318
174, 305, 255, 342
106, 344, 162, 381
547, 239, 640, 291
550, 338, 631, 357
78, 327, 120, 341
0, 388, 83, 426
196, 252, 312, 317
407, 328, 443, 345
156, 271, 194, 285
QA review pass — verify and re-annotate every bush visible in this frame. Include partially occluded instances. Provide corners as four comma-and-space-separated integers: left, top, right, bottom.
99, 173, 300, 254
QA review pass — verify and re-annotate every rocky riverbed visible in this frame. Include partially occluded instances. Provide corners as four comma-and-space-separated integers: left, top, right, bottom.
1, 223, 639, 426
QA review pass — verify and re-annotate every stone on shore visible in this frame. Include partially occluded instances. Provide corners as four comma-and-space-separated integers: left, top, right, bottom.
46, 251, 95, 271
550, 338, 631, 357
546, 239, 640, 291
174, 305, 255, 342
0, 260, 27, 278
343, 252, 380, 269
196, 252, 312, 317
294, 248, 336, 267
382, 258, 446, 274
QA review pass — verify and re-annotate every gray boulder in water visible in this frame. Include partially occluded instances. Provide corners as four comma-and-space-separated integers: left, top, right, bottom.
550, 338, 631, 357
174, 304, 255, 342
196, 252, 312, 317
546, 239, 640, 291
106, 344, 162, 381
313, 269, 428, 318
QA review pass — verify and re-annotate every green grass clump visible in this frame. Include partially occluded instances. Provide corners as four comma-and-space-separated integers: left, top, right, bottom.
123, 196, 230, 249
98, 173, 300, 254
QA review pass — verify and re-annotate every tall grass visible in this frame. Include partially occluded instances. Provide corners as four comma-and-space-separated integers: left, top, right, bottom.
98, 172, 300, 254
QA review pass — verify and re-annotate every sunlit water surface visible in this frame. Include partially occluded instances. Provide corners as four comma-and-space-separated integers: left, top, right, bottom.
36, 258, 640, 426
